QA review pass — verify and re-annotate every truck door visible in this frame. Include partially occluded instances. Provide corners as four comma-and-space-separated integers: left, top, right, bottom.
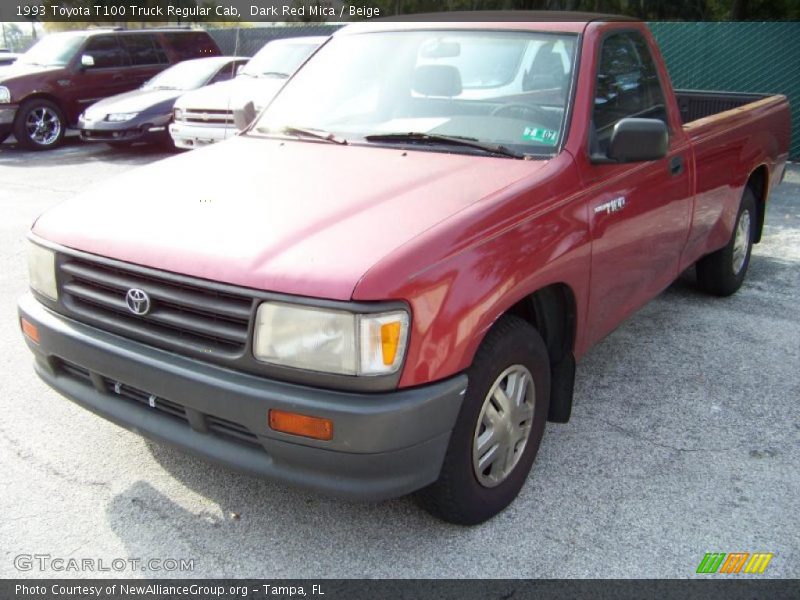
67, 35, 131, 118
583, 30, 693, 346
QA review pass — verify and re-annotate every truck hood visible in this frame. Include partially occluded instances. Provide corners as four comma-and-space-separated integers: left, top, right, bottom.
81, 88, 181, 119
33, 135, 547, 300
174, 76, 285, 112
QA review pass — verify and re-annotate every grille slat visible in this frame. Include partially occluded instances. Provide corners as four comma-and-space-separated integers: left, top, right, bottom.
61, 261, 252, 320
63, 282, 248, 345
59, 257, 254, 357
181, 109, 234, 125
207, 415, 260, 445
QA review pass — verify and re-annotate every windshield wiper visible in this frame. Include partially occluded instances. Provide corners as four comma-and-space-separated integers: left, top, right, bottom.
363, 132, 525, 159
275, 126, 348, 145
258, 71, 290, 79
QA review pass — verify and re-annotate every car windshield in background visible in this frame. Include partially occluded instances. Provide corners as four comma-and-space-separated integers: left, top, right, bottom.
239, 42, 320, 78
143, 59, 223, 91
17, 33, 86, 67
254, 30, 577, 157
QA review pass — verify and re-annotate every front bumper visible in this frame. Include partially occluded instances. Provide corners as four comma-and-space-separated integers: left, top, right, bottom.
169, 121, 236, 149
0, 105, 16, 138
78, 114, 170, 144
18, 293, 467, 500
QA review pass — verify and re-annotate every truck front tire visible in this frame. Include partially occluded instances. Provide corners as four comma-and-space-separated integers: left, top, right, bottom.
417, 315, 550, 525
696, 187, 757, 297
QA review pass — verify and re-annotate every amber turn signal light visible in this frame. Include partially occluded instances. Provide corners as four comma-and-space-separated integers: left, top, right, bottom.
268, 409, 333, 441
21, 318, 39, 344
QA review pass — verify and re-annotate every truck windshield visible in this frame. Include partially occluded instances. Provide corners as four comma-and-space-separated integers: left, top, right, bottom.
253, 30, 577, 156
239, 41, 320, 78
17, 33, 86, 67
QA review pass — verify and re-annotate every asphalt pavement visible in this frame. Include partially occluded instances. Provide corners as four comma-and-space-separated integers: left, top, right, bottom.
0, 136, 798, 578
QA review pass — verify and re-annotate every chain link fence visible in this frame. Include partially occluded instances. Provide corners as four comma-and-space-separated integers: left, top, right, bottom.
649, 22, 799, 159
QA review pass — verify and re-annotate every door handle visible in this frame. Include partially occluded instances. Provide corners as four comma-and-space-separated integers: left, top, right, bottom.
669, 155, 684, 177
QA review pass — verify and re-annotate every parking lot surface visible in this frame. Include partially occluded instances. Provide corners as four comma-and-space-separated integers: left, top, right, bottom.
1, 137, 798, 578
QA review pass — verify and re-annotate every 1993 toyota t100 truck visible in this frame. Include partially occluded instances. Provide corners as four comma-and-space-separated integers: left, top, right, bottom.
19, 15, 790, 524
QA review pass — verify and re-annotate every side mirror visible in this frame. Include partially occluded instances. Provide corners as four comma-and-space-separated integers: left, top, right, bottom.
232, 100, 256, 131
80, 54, 95, 69
236, 64, 244, 76
606, 118, 668, 163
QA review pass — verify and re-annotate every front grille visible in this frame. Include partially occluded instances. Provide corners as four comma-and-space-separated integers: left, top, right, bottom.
56, 358, 260, 447
181, 109, 234, 125
59, 256, 254, 358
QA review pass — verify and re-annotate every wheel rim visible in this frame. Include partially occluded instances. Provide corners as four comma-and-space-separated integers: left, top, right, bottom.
732, 209, 751, 275
472, 364, 535, 488
25, 106, 61, 146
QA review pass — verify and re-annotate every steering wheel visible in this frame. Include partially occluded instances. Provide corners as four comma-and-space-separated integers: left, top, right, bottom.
490, 103, 554, 126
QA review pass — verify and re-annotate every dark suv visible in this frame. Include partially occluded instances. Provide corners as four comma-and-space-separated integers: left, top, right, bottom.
0, 28, 220, 150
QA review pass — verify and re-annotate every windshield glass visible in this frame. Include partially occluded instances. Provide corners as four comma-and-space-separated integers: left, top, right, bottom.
144, 58, 223, 91
240, 41, 320, 78
18, 33, 86, 67
253, 30, 577, 156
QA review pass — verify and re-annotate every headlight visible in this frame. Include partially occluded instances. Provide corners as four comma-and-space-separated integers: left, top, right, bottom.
253, 302, 409, 376
173, 108, 183, 121
106, 112, 138, 122
0, 86, 10, 104
27, 241, 57, 300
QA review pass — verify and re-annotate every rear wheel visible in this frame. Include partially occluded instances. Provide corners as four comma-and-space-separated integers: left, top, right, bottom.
696, 187, 757, 296
13, 99, 66, 150
416, 315, 550, 525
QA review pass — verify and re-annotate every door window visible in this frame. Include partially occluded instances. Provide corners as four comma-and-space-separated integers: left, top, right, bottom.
591, 31, 667, 153
121, 35, 167, 66
82, 36, 127, 69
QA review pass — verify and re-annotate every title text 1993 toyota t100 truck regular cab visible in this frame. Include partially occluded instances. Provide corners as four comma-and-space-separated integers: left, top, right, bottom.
19, 15, 790, 524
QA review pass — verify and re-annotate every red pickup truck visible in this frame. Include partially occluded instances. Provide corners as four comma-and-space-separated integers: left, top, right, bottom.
19, 16, 790, 524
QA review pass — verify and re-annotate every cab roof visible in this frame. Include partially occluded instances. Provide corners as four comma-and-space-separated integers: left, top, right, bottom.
338, 12, 638, 35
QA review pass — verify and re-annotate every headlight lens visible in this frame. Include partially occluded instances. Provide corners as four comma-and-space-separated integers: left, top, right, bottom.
173, 108, 183, 121
106, 112, 138, 122
0, 86, 10, 104
253, 302, 409, 376
27, 241, 57, 300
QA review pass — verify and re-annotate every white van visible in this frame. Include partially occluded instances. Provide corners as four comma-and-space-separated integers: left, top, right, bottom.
169, 36, 326, 149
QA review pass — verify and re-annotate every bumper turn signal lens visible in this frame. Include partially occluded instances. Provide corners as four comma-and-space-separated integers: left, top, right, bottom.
268, 409, 333, 441
21, 318, 39, 344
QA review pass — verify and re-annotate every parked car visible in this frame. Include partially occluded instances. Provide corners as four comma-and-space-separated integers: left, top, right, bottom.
0, 49, 20, 66
169, 36, 325, 149
19, 16, 790, 524
0, 28, 220, 150
78, 56, 248, 148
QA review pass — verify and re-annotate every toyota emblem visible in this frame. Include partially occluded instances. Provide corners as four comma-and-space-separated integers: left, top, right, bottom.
125, 288, 151, 316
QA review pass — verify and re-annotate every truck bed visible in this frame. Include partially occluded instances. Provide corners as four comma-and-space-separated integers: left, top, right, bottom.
675, 90, 772, 124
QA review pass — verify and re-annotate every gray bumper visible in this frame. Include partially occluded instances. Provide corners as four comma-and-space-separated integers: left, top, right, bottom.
78, 114, 171, 143
0, 105, 16, 125
18, 293, 467, 500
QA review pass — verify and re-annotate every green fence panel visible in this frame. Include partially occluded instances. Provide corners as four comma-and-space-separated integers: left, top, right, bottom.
648, 22, 800, 160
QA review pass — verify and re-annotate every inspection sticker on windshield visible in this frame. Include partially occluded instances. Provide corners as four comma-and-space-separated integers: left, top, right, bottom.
522, 127, 559, 146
